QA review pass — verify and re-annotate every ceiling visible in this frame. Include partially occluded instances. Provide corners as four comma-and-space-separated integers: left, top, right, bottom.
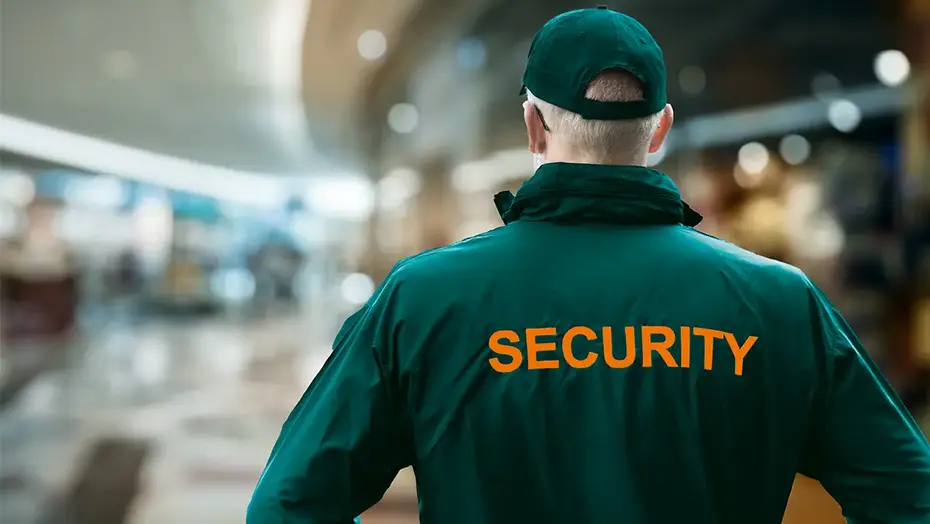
0, 0, 421, 176
300, 0, 422, 159
0, 0, 906, 184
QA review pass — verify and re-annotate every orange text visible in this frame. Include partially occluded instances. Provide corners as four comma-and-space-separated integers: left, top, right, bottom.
488, 326, 756, 376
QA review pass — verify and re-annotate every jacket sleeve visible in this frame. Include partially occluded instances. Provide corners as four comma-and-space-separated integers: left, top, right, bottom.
247, 275, 412, 524
798, 284, 930, 523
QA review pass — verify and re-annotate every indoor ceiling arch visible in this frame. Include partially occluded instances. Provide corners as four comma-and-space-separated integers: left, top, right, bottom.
299, 0, 423, 154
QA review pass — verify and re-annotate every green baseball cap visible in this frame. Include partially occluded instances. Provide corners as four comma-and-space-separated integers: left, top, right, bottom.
520, 6, 667, 120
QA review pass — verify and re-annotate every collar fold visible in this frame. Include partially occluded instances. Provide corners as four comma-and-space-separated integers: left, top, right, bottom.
494, 162, 702, 227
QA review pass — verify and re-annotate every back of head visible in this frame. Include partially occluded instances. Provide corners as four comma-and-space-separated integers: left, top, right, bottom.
520, 7, 672, 166
526, 70, 662, 165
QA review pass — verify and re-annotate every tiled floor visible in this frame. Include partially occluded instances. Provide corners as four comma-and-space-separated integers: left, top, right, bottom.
0, 313, 417, 524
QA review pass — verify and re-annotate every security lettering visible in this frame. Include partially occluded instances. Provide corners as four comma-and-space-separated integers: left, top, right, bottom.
488, 326, 756, 376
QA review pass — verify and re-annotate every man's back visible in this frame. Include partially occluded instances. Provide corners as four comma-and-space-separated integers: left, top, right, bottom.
400, 201, 810, 522
247, 166, 930, 524
384, 165, 930, 524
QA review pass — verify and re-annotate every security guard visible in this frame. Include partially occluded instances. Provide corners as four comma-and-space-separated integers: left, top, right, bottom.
248, 7, 930, 523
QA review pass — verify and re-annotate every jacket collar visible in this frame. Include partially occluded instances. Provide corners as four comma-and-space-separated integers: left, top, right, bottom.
494, 162, 702, 227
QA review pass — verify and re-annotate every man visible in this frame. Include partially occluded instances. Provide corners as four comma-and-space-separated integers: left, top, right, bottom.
248, 7, 930, 524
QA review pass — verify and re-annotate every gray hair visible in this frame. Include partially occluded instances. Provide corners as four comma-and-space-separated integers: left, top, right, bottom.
526, 69, 662, 163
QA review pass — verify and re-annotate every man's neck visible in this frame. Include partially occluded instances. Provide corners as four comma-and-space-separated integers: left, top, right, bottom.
544, 145, 647, 167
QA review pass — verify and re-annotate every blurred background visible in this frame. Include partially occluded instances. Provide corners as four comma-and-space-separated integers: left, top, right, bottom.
0, 0, 927, 522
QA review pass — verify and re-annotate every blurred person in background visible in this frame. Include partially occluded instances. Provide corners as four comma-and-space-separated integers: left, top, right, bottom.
248, 7, 930, 524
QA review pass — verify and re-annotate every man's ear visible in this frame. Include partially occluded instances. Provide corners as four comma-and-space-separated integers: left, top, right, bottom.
648, 104, 674, 154
524, 101, 547, 155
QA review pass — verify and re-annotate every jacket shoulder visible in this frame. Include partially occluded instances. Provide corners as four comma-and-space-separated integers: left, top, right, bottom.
387, 227, 509, 282
681, 227, 813, 288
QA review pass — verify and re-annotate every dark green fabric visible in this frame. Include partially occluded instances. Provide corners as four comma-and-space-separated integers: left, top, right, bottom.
520, 7, 667, 120
248, 163, 930, 524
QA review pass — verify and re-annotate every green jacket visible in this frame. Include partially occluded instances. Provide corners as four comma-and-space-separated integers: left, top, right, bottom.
247, 163, 930, 524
